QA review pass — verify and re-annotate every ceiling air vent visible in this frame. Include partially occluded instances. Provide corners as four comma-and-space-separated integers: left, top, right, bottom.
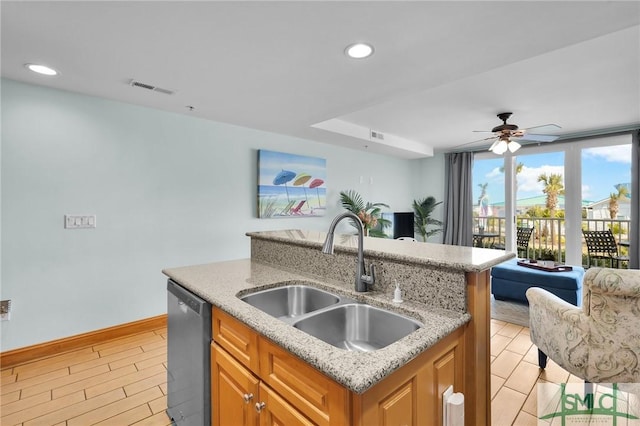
129, 79, 175, 95
370, 130, 385, 141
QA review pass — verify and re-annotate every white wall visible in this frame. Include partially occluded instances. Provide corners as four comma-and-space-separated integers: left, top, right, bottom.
1, 79, 439, 351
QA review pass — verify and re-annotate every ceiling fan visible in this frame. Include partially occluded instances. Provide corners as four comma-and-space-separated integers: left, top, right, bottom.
474, 112, 561, 154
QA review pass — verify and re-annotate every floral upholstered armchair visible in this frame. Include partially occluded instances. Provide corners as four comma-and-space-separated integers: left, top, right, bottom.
526, 267, 640, 383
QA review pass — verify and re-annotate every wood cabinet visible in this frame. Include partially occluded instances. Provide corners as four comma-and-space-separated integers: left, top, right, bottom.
353, 328, 464, 426
212, 343, 313, 426
212, 343, 259, 426
212, 308, 464, 426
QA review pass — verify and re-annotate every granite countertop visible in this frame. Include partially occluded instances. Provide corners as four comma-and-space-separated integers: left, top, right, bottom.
162, 258, 471, 394
247, 230, 514, 272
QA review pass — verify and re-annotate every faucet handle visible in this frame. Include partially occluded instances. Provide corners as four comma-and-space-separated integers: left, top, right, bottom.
362, 263, 376, 286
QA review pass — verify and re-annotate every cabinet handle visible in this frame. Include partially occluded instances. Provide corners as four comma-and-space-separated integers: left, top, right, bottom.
255, 402, 266, 413
242, 393, 253, 403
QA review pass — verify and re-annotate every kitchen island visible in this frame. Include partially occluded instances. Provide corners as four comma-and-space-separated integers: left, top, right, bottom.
163, 230, 514, 425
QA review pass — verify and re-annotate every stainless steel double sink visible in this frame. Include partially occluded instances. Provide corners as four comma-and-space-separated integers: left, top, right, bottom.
239, 284, 423, 352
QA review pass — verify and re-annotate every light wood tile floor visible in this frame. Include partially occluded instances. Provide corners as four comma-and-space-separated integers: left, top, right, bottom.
1, 321, 577, 425
1, 328, 171, 426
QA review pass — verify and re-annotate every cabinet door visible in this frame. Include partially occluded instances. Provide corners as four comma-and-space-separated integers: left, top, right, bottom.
212, 343, 260, 426
425, 338, 464, 425
258, 337, 349, 425
356, 369, 423, 426
258, 382, 315, 426
354, 327, 464, 426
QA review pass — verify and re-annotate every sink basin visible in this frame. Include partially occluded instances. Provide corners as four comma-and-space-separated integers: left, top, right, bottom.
240, 285, 340, 319
292, 304, 423, 352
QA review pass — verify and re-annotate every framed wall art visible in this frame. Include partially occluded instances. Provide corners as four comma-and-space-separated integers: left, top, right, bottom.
257, 150, 326, 218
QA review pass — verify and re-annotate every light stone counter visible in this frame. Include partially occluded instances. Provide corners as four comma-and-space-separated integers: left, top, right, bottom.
247, 229, 513, 273
163, 230, 514, 394
247, 229, 515, 272
163, 259, 470, 394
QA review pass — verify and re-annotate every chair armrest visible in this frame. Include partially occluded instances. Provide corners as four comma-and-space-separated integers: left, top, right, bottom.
585, 268, 640, 297
526, 287, 590, 378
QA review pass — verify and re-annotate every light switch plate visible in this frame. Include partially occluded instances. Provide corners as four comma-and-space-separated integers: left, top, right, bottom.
65, 215, 96, 229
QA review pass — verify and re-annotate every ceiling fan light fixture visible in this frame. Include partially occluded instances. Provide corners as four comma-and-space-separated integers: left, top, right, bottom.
507, 140, 521, 153
345, 43, 374, 59
492, 139, 509, 155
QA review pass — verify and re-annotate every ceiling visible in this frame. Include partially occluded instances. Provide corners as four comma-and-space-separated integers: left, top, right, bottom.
2, 1, 639, 159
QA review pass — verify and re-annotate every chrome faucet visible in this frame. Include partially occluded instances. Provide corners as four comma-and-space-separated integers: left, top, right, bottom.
322, 212, 375, 292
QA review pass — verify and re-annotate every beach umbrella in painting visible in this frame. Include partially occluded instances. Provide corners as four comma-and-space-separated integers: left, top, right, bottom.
309, 178, 324, 207
273, 170, 296, 202
293, 173, 311, 205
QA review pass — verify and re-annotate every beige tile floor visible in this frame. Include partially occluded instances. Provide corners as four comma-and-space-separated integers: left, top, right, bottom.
1, 321, 578, 425
490, 318, 582, 425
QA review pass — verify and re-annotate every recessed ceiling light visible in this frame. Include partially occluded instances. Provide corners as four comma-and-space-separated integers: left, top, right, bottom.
25, 63, 58, 76
345, 43, 374, 59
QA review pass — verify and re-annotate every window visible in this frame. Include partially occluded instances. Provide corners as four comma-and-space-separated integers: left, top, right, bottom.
581, 143, 632, 265
472, 157, 504, 229
472, 135, 632, 267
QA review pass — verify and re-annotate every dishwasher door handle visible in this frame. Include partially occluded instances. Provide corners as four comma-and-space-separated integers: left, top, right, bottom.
178, 300, 188, 314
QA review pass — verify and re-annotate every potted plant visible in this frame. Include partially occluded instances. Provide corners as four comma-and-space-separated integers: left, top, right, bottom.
339, 190, 390, 237
537, 248, 556, 267
412, 196, 443, 242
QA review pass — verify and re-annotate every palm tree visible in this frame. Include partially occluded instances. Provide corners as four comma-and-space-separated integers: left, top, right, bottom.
608, 184, 629, 219
538, 173, 565, 217
339, 190, 390, 237
538, 173, 565, 243
412, 196, 443, 242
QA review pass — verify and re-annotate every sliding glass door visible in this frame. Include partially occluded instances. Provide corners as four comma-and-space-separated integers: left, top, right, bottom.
581, 142, 632, 266
472, 134, 632, 267
472, 157, 504, 247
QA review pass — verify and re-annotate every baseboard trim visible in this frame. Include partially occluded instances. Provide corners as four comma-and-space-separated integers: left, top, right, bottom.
0, 314, 167, 368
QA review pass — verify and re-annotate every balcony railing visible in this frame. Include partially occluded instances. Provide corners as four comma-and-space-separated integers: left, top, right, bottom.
474, 216, 631, 267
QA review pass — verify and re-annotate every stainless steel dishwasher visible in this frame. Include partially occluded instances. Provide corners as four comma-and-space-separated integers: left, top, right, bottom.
166, 279, 211, 425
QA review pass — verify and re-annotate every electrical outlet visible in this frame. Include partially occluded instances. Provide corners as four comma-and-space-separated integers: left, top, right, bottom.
65, 215, 96, 229
1, 300, 11, 321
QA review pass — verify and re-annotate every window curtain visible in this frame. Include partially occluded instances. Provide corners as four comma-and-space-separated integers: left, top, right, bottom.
630, 130, 639, 269
443, 152, 474, 246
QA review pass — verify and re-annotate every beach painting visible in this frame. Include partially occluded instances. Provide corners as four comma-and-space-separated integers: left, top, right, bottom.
258, 149, 326, 218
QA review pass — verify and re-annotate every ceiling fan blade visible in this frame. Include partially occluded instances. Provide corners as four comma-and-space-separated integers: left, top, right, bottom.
451, 136, 498, 150
521, 123, 562, 133
472, 130, 493, 133
518, 133, 560, 143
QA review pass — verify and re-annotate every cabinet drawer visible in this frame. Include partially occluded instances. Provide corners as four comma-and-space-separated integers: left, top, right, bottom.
213, 308, 259, 372
258, 337, 349, 426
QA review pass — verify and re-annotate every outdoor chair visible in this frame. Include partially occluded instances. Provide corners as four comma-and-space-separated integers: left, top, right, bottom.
493, 226, 534, 258
582, 229, 628, 268
290, 200, 306, 215
527, 267, 640, 383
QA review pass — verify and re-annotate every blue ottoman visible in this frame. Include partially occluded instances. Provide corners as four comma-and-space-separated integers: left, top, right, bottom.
491, 258, 584, 306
